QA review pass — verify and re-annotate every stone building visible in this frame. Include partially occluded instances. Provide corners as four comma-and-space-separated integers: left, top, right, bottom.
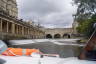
0, 0, 45, 40
0, 0, 18, 18
72, 20, 78, 34
72, 14, 79, 34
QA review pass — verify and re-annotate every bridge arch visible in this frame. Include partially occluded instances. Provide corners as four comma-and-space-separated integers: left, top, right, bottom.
46, 34, 52, 38
63, 33, 71, 38
54, 34, 61, 38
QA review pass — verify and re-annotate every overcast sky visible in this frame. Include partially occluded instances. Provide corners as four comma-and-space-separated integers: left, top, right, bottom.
17, 0, 77, 28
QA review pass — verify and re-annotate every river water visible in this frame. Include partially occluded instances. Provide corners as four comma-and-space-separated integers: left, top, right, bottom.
9, 39, 84, 58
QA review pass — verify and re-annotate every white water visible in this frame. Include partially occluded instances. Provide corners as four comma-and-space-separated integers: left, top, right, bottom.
9, 39, 85, 46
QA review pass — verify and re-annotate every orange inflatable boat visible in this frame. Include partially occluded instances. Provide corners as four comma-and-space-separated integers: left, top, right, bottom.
2, 48, 40, 56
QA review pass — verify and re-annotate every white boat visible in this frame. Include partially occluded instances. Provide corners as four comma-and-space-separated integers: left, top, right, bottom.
0, 56, 95, 64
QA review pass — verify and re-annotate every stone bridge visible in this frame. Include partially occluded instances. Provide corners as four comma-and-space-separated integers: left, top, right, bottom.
43, 28, 73, 38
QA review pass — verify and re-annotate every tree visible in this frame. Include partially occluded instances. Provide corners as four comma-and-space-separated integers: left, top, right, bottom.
73, 0, 96, 37
73, 0, 96, 22
73, 0, 96, 14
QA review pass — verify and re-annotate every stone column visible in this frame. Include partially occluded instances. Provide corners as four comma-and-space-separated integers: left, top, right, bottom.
31, 29, 33, 35
22, 27, 24, 35
27, 28, 28, 35
28, 29, 29, 35
17, 25, 19, 34
19, 26, 21, 34
0, 19, 2, 32
24, 27, 25, 35
12, 23, 15, 34
18, 25, 19, 34
25, 28, 26, 35
7, 21, 9, 33
26, 28, 28, 35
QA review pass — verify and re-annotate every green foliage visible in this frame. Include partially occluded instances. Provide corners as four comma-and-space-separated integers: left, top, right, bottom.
76, 15, 96, 37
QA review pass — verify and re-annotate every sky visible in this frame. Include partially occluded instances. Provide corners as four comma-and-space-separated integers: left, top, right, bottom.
17, 0, 77, 28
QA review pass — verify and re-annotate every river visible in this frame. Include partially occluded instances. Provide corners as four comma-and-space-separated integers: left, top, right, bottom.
9, 39, 84, 58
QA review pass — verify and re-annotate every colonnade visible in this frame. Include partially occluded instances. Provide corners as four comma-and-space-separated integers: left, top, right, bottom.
0, 17, 45, 40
